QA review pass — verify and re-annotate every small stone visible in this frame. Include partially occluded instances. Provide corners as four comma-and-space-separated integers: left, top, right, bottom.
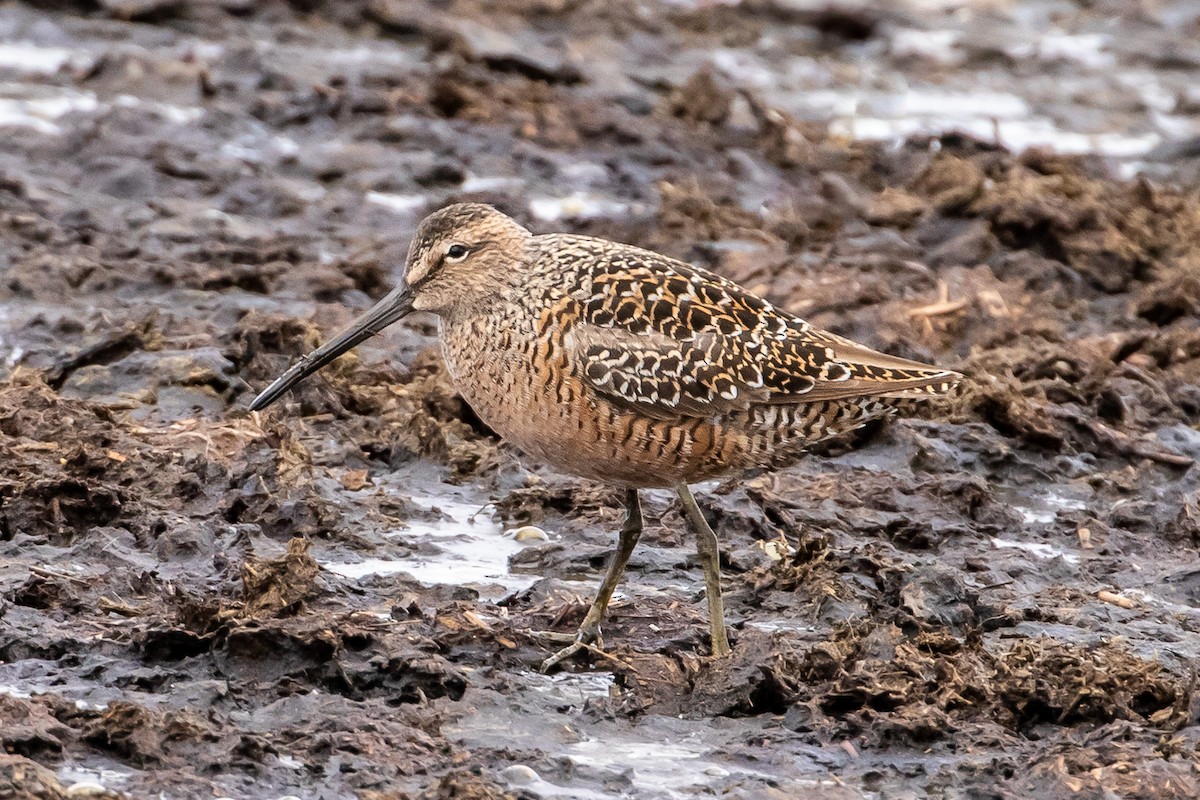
500, 765, 540, 785
66, 782, 111, 797
511, 526, 549, 542
864, 187, 926, 228
446, 23, 582, 84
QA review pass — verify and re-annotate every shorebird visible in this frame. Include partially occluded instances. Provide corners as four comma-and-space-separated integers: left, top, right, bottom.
250, 203, 961, 670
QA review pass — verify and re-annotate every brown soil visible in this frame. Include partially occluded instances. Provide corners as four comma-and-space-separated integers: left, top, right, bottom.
1, 1, 1199, 798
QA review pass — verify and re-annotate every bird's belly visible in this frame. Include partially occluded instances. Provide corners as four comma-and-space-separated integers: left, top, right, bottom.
440, 333, 729, 487
440, 329, 914, 487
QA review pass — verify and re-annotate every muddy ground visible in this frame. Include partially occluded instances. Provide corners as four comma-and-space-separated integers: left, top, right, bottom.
2, 0, 1200, 798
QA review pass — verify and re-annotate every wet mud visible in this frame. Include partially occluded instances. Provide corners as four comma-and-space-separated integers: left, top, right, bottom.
2, 1, 1200, 798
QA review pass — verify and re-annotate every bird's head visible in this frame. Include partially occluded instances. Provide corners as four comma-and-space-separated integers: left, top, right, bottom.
248, 203, 531, 411
402, 202, 533, 314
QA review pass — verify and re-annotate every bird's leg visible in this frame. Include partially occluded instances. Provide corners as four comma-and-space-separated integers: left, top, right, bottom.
540, 488, 642, 672
676, 482, 732, 658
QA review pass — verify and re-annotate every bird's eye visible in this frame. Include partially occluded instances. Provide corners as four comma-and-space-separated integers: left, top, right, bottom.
446, 244, 469, 261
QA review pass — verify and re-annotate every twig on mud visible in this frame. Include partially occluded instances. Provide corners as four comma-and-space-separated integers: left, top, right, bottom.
343, 610, 422, 626
126, 418, 270, 463
525, 630, 636, 671
908, 281, 968, 337
908, 281, 968, 319
466, 502, 495, 524
29, 565, 89, 585
12, 440, 59, 452
979, 578, 1015, 591
1078, 527, 1093, 549
461, 610, 493, 630
98, 596, 143, 617
575, 642, 635, 671
1102, 430, 1191, 467
1097, 590, 1137, 609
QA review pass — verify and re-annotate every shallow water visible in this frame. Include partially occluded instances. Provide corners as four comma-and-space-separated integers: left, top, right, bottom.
322, 493, 540, 600
0, 82, 97, 135
450, 673, 815, 800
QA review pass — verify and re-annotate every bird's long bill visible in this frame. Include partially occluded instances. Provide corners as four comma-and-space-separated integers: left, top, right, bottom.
248, 283, 415, 411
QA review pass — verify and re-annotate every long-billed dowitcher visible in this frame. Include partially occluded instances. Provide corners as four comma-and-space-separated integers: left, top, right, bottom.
250, 202, 961, 670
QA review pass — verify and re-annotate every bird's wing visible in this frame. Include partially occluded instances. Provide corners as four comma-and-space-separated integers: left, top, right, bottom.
555, 237, 960, 420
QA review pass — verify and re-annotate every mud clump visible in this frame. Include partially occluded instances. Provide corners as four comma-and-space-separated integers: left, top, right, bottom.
81, 703, 206, 768
2, 0, 1200, 798
992, 639, 1185, 730
0, 754, 67, 800
0, 695, 72, 759
239, 537, 321, 618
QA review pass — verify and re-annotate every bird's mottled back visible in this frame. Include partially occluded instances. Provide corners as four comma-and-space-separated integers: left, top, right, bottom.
522, 233, 959, 424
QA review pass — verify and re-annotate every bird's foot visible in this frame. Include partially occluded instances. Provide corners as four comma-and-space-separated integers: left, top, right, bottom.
534, 630, 581, 646
710, 632, 732, 659
709, 615, 732, 658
